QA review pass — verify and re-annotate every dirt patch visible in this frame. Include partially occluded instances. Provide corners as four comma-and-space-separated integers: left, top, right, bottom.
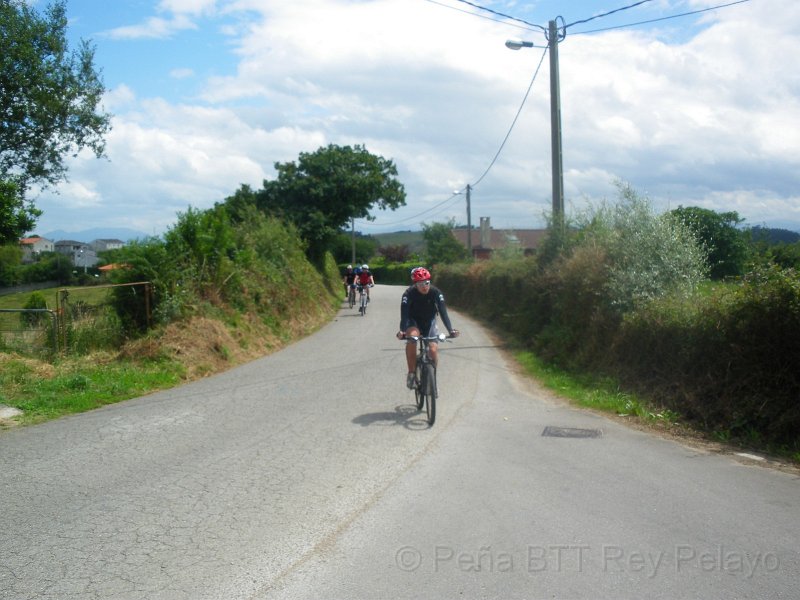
0, 352, 56, 379
119, 315, 283, 380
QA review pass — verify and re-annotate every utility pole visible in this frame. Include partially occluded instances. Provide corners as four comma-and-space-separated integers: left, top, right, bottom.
466, 184, 472, 258
350, 217, 356, 265
547, 18, 565, 225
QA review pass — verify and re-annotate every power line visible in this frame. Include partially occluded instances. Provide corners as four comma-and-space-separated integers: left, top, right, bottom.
568, 0, 753, 35
448, 0, 546, 32
366, 44, 548, 230
370, 0, 753, 232
359, 192, 463, 228
422, 0, 541, 33
471, 46, 548, 188
565, 0, 655, 29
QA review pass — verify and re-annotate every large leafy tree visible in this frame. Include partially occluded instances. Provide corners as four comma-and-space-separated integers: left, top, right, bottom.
670, 206, 749, 279
0, 0, 111, 241
257, 144, 405, 261
423, 219, 468, 266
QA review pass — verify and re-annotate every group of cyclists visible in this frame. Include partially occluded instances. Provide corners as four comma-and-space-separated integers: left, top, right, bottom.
342, 264, 460, 390
342, 264, 374, 304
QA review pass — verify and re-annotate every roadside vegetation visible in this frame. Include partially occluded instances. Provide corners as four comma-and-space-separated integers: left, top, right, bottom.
1, 207, 343, 425
1, 142, 409, 426
437, 182, 800, 463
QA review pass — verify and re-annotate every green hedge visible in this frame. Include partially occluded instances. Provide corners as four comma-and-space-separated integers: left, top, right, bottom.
439, 260, 800, 450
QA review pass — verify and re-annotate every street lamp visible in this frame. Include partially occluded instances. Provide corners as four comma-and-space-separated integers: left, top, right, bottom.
506, 18, 565, 225
505, 39, 535, 50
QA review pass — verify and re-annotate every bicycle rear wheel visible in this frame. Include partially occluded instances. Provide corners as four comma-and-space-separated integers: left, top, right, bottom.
423, 363, 436, 425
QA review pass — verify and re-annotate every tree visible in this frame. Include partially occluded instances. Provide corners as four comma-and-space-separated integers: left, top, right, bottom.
259, 144, 405, 262
218, 184, 259, 224
379, 244, 412, 263
0, 242, 23, 286
328, 231, 378, 265
1, 0, 111, 238
1, 180, 40, 243
670, 206, 749, 279
422, 219, 468, 266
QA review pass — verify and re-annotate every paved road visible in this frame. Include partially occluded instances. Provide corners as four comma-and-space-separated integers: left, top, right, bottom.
1, 284, 798, 599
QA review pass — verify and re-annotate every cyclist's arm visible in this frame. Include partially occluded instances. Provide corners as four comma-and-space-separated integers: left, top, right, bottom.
399, 291, 411, 332
434, 291, 456, 335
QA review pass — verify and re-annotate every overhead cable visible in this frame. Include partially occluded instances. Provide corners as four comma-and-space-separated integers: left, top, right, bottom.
568, 0, 753, 35
565, 0, 655, 29
445, 0, 546, 32
471, 45, 548, 188
422, 0, 541, 32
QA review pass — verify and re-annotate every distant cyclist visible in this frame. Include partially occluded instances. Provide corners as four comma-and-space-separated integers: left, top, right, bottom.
343, 264, 356, 299
356, 264, 375, 302
396, 267, 459, 389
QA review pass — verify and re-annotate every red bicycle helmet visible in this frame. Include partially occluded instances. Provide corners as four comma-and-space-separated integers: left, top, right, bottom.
411, 267, 431, 282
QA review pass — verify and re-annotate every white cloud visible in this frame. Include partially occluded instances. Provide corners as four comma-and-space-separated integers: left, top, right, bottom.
35, 0, 800, 236
104, 14, 198, 40
170, 68, 195, 79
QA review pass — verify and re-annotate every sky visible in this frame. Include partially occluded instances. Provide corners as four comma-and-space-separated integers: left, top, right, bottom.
26, 0, 800, 238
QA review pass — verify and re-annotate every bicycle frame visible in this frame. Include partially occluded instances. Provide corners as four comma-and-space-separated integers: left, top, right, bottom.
406, 333, 448, 425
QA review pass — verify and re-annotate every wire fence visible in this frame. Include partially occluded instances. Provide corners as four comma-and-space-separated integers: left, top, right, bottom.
0, 282, 152, 357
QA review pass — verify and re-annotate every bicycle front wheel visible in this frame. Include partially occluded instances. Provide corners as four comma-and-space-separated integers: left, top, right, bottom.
414, 363, 424, 410
349, 289, 355, 308
423, 363, 436, 425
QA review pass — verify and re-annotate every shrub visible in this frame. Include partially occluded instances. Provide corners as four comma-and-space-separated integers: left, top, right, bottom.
575, 182, 707, 312
21, 291, 49, 327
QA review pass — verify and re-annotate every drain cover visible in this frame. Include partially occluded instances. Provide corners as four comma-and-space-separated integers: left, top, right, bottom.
542, 426, 602, 438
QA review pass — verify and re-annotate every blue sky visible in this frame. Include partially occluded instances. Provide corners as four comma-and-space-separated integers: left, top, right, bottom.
28, 0, 800, 238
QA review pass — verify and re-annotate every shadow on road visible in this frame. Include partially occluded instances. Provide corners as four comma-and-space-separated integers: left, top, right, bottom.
352, 405, 430, 430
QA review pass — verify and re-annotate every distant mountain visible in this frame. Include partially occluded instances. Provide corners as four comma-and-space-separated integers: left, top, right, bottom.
748, 226, 800, 245
370, 230, 425, 253
33, 228, 152, 243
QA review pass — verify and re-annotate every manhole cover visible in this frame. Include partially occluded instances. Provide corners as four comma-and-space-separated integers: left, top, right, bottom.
542, 426, 602, 438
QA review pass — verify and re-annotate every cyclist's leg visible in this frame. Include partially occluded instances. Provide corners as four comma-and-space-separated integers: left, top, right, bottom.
404, 324, 421, 373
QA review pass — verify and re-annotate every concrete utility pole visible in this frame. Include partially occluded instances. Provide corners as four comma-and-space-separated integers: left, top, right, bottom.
351, 217, 356, 265
466, 184, 472, 258
506, 17, 566, 226
547, 18, 565, 224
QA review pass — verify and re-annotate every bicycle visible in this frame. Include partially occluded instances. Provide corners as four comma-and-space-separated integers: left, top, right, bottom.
348, 284, 356, 309
357, 284, 372, 316
404, 333, 452, 426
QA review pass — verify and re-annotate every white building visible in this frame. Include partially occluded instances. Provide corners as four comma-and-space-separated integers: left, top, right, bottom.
18, 236, 55, 263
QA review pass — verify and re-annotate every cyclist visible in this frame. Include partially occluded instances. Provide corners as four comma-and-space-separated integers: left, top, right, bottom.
343, 264, 356, 300
356, 264, 375, 303
396, 267, 459, 389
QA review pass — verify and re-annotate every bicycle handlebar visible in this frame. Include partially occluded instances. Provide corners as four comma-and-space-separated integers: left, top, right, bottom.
399, 332, 457, 342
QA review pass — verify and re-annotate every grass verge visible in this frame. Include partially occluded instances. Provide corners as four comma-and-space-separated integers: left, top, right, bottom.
514, 349, 800, 466
514, 350, 679, 424
0, 354, 185, 427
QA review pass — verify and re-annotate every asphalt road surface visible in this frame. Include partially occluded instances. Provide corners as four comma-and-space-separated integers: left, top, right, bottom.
1, 284, 798, 599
